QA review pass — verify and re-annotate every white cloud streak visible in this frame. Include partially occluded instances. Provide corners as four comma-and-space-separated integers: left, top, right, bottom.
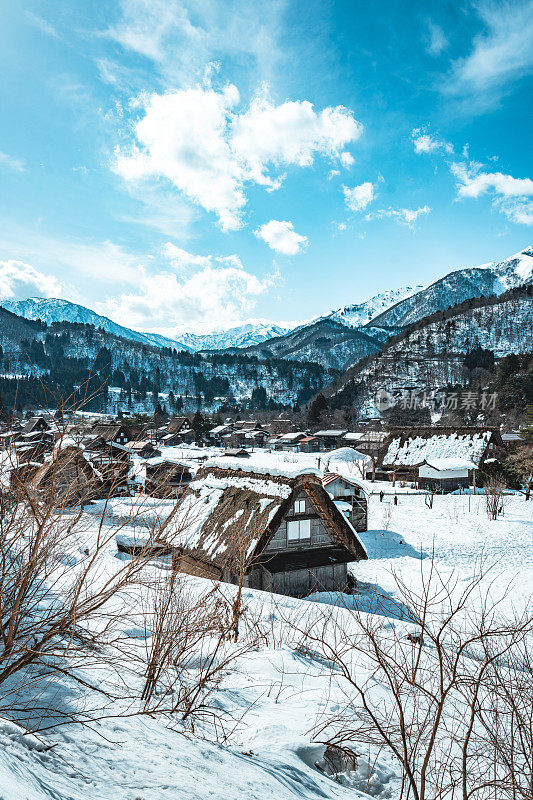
411, 128, 453, 155
367, 205, 431, 229
452, 161, 533, 225
254, 220, 308, 255
0, 151, 26, 173
425, 21, 448, 56
452, 164, 533, 198
447, 1, 533, 106
106, 0, 286, 86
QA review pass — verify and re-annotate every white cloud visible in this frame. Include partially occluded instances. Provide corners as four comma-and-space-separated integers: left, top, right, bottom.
0, 151, 26, 172
452, 163, 533, 199
231, 93, 361, 188
103, 245, 278, 332
0, 260, 64, 300
113, 85, 362, 230
0, 230, 145, 287
367, 205, 431, 229
496, 198, 533, 225
254, 220, 308, 255
114, 85, 244, 231
425, 21, 448, 56
447, 1, 533, 105
26, 11, 60, 39
343, 182, 375, 212
452, 161, 533, 224
161, 243, 212, 271
411, 128, 453, 155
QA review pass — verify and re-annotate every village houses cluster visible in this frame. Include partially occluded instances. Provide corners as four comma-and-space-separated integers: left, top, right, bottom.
0, 410, 515, 598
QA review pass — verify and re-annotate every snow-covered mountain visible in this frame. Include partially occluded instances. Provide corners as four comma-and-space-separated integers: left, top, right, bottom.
0, 298, 290, 354
1, 247, 531, 363
367, 247, 533, 330
175, 322, 290, 352
0, 297, 192, 352
325, 286, 423, 328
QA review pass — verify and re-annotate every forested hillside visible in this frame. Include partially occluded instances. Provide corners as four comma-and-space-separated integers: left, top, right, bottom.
0, 308, 335, 414
325, 286, 533, 418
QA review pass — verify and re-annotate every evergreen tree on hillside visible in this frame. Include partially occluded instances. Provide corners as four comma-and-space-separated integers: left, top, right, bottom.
523, 404, 533, 444
307, 393, 328, 427
192, 409, 207, 443
464, 344, 495, 372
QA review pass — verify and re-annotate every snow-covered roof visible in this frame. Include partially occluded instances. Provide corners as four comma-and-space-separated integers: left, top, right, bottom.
314, 430, 348, 437
326, 447, 369, 463
383, 431, 492, 468
206, 454, 322, 479
342, 432, 364, 441
333, 499, 352, 514
166, 469, 294, 568
421, 457, 478, 472
278, 431, 307, 441
209, 425, 232, 435
167, 463, 367, 570
323, 471, 370, 494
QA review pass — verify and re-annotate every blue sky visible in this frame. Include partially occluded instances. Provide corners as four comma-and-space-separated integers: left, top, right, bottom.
0, 0, 532, 336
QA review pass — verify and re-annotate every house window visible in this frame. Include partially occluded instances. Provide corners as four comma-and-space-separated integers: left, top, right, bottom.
294, 499, 306, 514
287, 519, 311, 542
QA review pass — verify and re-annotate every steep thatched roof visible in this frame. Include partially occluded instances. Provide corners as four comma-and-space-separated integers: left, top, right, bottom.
170, 464, 366, 574
31, 445, 102, 504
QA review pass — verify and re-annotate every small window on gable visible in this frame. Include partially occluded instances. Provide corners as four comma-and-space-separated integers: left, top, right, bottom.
294, 499, 306, 514
287, 519, 311, 542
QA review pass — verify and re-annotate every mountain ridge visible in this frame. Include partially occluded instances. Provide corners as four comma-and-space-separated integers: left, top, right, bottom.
1, 246, 531, 363
365, 247, 533, 330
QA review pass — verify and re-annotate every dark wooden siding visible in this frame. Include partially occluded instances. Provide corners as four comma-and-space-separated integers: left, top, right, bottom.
264, 490, 335, 553
261, 563, 348, 597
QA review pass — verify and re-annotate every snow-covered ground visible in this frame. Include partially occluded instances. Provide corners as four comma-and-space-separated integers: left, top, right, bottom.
0, 493, 531, 799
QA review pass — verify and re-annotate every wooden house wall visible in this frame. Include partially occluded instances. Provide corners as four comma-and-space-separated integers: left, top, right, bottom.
248, 562, 348, 597
264, 491, 335, 553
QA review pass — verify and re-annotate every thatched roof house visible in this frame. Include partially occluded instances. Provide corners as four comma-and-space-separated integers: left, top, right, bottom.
170, 457, 367, 598
31, 444, 102, 506
380, 426, 504, 482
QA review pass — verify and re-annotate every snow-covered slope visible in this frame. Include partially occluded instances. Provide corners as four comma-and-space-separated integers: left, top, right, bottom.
2, 247, 531, 363
227, 319, 383, 371
176, 322, 290, 351
0, 491, 530, 800
325, 286, 423, 328
367, 247, 533, 329
0, 298, 192, 352
326, 287, 533, 414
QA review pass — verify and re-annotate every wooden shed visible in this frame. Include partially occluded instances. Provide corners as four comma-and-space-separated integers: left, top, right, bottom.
322, 472, 368, 532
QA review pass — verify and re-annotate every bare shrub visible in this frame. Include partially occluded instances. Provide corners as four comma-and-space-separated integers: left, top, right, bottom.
136, 572, 259, 737
287, 562, 532, 800
484, 477, 506, 520
0, 423, 203, 730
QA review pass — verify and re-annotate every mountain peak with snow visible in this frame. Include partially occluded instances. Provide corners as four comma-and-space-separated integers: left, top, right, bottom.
324, 286, 424, 329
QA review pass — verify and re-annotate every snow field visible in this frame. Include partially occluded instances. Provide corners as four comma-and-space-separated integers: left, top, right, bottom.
0, 491, 530, 799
